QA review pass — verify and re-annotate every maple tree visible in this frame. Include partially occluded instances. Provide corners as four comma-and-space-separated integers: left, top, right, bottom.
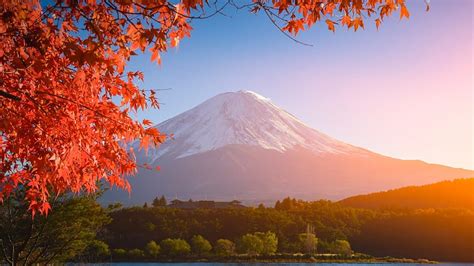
0, 0, 419, 216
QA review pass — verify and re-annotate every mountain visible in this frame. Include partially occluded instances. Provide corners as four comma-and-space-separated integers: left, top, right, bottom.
104, 91, 473, 205
339, 178, 474, 210
143, 90, 369, 161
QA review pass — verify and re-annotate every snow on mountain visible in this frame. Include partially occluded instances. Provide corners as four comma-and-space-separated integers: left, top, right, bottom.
143, 90, 367, 162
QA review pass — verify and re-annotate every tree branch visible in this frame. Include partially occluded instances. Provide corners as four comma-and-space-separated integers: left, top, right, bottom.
0, 91, 20, 101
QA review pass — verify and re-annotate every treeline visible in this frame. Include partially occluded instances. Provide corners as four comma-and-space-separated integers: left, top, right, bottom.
2, 190, 472, 264
340, 178, 474, 210
351, 208, 474, 262
103, 199, 368, 251
99, 197, 474, 262
88, 230, 352, 262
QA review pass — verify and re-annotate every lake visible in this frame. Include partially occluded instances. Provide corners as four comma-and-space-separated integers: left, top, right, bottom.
107, 263, 472, 266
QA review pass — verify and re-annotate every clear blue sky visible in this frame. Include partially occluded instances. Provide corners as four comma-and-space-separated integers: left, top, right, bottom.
127, 0, 473, 169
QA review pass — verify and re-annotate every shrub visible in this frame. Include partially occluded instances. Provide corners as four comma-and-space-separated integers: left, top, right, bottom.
145, 240, 161, 258
298, 233, 318, 254
81, 240, 110, 261
214, 239, 235, 257
191, 235, 212, 256
328, 240, 352, 256
255, 231, 278, 255
112, 248, 127, 260
238, 233, 264, 255
128, 248, 145, 259
160, 238, 191, 257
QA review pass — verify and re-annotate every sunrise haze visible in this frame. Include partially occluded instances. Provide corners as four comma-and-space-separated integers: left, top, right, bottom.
128, 0, 473, 170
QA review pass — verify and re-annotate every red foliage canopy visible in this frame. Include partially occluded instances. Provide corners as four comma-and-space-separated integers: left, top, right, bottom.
0, 0, 415, 216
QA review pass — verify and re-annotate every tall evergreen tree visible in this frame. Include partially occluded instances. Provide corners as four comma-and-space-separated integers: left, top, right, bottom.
152, 195, 167, 207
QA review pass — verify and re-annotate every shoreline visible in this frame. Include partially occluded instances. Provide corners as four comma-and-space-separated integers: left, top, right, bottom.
101, 254, 438, 264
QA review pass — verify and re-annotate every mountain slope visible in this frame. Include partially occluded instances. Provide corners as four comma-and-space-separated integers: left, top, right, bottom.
143, 90, 368, 162
339, 178, 474, 210
104, 91, 473, 205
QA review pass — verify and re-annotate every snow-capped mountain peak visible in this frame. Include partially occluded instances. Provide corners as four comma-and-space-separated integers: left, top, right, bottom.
144, 90, 365, 161
107, 91, 473, 205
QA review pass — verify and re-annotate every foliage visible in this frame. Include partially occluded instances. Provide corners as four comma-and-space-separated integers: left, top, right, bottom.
103, 197, 474, 262
1, 0, 171, 215
0, 0, 414, 215
214, 239, 235, 257
239, 233, 264, 255
79, 240, 111, 262
127, 248, 145, 259
252, 0, 415, 35
328, 240, 352, 256
152, 195, 167, 207
298, 233, 318, 254
112, 248, 127, 260
160, 238, 191, 257
255, 231, 278, 255
191, 235, 212, 256
340, 178, 474, 210
145, 240, 161, 258
106, 200, 371, 250
236, 231, 278, 255
107, 202, 124, 211
0, 189, 110, 265
351, 208, 474, 262
275, 197, 301, 210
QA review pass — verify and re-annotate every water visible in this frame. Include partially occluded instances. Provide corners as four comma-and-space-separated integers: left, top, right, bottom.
106, 263, 472, 266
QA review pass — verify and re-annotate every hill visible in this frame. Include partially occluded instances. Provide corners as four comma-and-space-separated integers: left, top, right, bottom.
339, 178, 474, 209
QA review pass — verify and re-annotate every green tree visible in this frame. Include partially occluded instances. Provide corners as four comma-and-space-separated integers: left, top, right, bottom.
329, 240, 352, 256
0, 189, 110, 265
239, 233, 264, 255
274, 200, 281, 209
152, 195, 167, 207
146, 222, 157, 232
112, 249, 127, 260
214, 239, 235, 257
160, 238, 191, 257
128, 248, 145, 259
255, 231, 278, 255
79, 240, 110, 262
277, 197, 299, 210
107, 202, 123, 211
298, 233, 318, 254
191, 235, 212, 256
145, 240, 161, 258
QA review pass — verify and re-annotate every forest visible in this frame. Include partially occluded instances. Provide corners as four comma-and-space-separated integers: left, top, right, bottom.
98, 197, 473, 263
1, 179, 473, 264
340, 178, 474, 210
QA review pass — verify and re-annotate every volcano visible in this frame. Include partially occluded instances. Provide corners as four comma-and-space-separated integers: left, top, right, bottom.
104, 91, 473, 205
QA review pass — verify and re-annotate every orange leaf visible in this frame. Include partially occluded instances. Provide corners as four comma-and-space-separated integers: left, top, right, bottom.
325, 19, 336, 33
18, 47, 29, 60
171, 36, 180, 47
375, 18, 381, 30
353, 17, 364, 31
341, 16, 352, 28
151, 48, 161, 64
400, 4, 410, 19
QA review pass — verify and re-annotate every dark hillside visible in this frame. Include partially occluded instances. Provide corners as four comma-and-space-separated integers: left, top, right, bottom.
340, 178, 474, 210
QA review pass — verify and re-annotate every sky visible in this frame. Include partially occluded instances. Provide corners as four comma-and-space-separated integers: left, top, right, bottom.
127, 0, 473, 170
